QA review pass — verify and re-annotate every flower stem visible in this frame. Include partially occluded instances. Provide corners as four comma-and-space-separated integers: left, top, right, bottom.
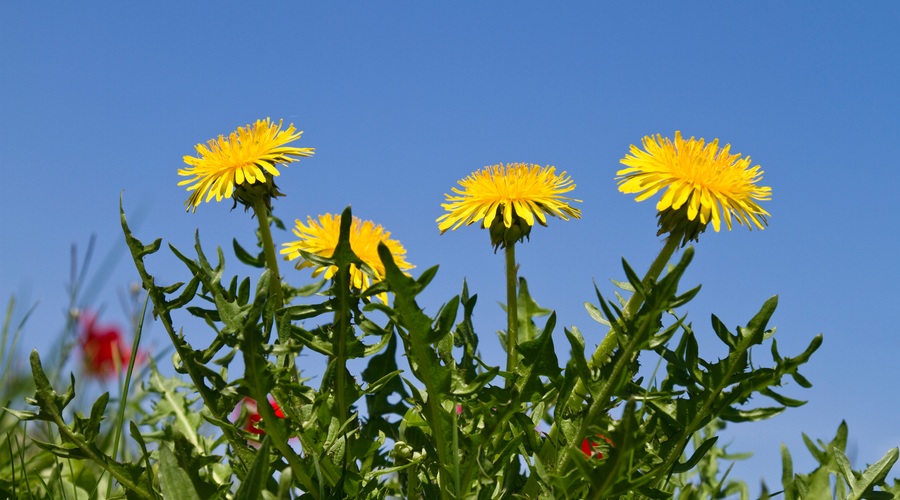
505, 241, 518, 386
589, 233, 681, 366
525, 231, 685, 493
251, 389, 320, 499
252, 198, 284, 313
250, 198, 299, 380
333, 277, 351, 431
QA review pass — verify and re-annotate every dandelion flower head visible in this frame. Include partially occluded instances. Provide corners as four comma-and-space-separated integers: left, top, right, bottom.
617, 131, 771, 241
281, 214, 413, 303
437, 163, 581, 248
178, 118, 314, 212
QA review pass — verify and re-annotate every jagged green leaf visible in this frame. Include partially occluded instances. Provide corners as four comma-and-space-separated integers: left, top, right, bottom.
159, 444, 201, 500
851, 447, 899, 500
234, 438, 271, 500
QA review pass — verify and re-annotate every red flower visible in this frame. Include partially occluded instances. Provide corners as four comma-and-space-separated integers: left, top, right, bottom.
581, 434, 614, 460
239, 397, 285, 435
79, 313, 144, 378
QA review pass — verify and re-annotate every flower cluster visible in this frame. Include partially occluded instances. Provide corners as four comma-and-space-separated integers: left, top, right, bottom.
169, 122, 778, 492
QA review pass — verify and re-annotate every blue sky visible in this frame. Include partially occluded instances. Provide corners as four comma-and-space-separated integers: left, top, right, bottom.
3, 2, 899, 491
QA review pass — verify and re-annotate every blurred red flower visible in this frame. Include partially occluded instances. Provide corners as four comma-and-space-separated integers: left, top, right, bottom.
581, 434, 614, 460
78, 313, 144, 378
240, 397, 285, 435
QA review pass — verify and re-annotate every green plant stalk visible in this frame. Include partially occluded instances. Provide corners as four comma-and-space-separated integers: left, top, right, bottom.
407, 462, 420, 500
652, 324, 762, 488
1, 297, 12, 377
590, 234, 680, 366
539, 237, 682, 484
238, 285, 323, 497
248, 383, 321, 499
555, 307, 657, 474
378, 244, 454, 498
332, 255, 352, 431
251, 197, 285, 313
120, 200, 279, 480
106, 293, 149, 495
247, 202, 340, 492
53, 237, 96, 386
452, 400, 461, 499
1, 296, 38, 390
526, 233, 681, 488
29, 351, 155, 500
524, 236, 687, 498
251, 197, 304, 390
418, 356, 453, 499
505, 241, 518, 387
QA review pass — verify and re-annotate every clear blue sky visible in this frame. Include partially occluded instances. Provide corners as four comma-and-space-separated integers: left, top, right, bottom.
3, 2, 899, 491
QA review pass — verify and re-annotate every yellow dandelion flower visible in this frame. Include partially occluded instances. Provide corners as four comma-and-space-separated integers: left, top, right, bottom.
437, 163, 581, 249
280, 214, 413, 303
178, 118, 314, 212
617, 131, 771, 241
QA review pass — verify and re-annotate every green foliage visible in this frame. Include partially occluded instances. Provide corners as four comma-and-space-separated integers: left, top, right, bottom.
2, 194, 896, 499
759, 422, 900, 500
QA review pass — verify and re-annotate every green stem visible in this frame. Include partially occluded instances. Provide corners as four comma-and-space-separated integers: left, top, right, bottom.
107, 294, 149, 495
119, 201, 317, 490
333, 287, 350, 430
653, 326, 759, 487
505, 242, 518, 386
589, 234, 680, 366
247, 200, 325, 494
121, 229, 253, 464
525, 232, 684, 494
452, 399, 461, 499
30, 352, 154, 500
556, 233, 685, 475
252, 198, 284, 313
251, 387, 320, 499
251, 197, 301, 383
58, 425, 156, 498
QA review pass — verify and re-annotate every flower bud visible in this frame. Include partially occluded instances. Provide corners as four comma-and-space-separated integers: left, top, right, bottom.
489, 208, 532, 251
393, 441, 414, 461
